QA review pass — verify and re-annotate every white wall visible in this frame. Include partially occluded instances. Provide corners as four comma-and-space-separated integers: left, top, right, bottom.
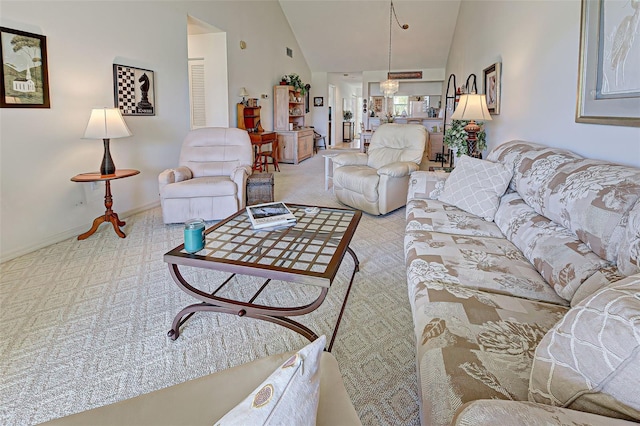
0, 1, 311, 261
446, 0, 640, 166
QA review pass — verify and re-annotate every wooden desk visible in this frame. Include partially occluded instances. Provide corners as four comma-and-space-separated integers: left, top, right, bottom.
71, 169, 139, 240
249, 132, 277, 172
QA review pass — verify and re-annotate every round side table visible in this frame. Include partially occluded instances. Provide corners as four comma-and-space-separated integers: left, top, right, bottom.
71, 169, 140, 240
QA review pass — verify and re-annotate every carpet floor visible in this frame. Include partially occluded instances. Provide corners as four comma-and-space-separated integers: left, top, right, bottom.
0, 149, 419, 425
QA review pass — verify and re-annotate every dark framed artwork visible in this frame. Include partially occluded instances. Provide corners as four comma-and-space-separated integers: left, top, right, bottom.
113, 64, 155, 116
483, 62, 501, 115
576, 0, 639, 126
314, 96, 324, 107
0, 27, 50, 108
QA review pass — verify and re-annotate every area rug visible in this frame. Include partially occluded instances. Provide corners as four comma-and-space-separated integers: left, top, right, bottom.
0, 150, 419, 425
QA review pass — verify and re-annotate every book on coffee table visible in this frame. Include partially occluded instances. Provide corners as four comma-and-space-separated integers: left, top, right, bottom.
246, 201, 297, 230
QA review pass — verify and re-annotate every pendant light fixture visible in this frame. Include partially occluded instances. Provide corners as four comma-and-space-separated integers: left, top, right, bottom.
380, 0, 409, 98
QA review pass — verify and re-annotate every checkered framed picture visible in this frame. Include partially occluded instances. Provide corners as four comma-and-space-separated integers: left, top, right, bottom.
113, 64, 155, 116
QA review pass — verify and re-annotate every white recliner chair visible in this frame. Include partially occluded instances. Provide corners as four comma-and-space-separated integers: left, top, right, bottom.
159, 127, 253, 224
332, 123, 426, 215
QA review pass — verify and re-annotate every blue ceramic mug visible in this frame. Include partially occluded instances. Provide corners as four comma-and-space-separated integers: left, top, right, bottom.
184, 218, 205, 253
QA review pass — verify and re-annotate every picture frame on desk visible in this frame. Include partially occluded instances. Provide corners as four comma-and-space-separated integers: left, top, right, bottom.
0, 27, 50, 108
575, 0, 640, 127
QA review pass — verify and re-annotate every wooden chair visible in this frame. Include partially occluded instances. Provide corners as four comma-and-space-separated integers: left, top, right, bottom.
313, 130, 326, 153
260, 139, 280, 172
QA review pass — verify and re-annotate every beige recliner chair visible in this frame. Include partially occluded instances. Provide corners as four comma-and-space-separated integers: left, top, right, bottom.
159, 127, 253, 224
333, 123, 426, 215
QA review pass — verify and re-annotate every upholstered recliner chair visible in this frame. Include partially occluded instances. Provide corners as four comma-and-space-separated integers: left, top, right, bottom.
159, 127, 253, 224
332, 123, 426, 215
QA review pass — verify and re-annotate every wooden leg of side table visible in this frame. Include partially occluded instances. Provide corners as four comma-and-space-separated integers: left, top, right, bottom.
77, 180, 127, 240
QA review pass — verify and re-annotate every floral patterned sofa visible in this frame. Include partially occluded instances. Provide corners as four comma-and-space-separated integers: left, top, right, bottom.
405, 141, 640, 425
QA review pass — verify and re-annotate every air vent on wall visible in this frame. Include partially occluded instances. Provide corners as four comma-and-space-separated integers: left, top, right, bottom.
286, 47, 293, 58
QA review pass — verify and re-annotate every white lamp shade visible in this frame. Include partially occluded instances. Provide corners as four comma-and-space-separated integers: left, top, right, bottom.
83, 108, 132, 139
239, 87, 249, 97
450, 94, 493, 121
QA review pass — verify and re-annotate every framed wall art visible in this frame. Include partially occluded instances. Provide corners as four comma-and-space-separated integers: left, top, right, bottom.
0, 27, 50, 108
113, 64, 155, 116
314, 96, 324, 107
576, 0, 640, 126
483, 62, 501, 115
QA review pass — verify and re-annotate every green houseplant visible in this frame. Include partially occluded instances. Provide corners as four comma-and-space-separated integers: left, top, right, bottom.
444, 119, 487, 157
282, 74, 307, 95
343, 110, 353, 121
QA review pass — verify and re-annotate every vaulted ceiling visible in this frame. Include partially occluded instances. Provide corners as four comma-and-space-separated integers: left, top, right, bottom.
278, 0, 462, 74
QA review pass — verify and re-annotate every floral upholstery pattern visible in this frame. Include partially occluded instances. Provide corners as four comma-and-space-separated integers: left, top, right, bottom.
488, 141, 640, 266
494, 192, 612, 301
618, 199, 640, 276
452, 400, 639, 426
529, 274, 640, 421
406, 230, 567, 305
406, 199, 505, 238
408, 279, 568, 426
408, 170, 449, 201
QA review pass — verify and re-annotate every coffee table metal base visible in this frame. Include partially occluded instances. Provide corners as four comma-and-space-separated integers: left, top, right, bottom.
167, 247, 359, 352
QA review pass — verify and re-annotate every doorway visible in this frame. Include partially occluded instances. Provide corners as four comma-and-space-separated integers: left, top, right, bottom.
187, 16, 229, 128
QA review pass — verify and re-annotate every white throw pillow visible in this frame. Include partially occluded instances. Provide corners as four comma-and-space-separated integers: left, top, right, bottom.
214, 335, 325, 426
438, 155, 513, 221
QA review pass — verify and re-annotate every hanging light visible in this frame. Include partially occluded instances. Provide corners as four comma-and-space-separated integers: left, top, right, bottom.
380, 0, 408, 98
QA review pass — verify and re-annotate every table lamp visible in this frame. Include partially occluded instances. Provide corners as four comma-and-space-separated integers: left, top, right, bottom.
83, 108, 132, 175
450, 93, 492, 157
239, 87, 249, 105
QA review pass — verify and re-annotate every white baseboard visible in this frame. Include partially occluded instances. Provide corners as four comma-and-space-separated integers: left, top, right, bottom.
0, 201, 160, 264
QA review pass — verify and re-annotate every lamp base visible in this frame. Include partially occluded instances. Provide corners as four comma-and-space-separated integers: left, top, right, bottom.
464, 120, 481, 158
100, 138, 116, 175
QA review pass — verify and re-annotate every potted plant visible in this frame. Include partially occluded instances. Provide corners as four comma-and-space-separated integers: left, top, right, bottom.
343, 110, 353, 121
444, 119, 487, 157
282, 73, 307, 95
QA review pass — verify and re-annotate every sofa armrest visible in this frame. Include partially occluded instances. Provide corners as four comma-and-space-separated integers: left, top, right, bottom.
231, 165, 252, 210
407, 170, 449, 202
377, 161, 419, 178
159, 167, 193, 193
452, 400, 638, 426
332, 152, 368, 167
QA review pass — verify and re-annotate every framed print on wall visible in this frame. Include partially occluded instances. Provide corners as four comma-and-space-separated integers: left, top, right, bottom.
576, 0, 640, 126
483, 62, 501, 115
314, 96, 324, 107
0, 27, 50, 108
113, 64, 155, 116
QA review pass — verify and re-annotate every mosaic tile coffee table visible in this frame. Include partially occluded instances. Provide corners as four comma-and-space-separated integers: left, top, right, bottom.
164, 204, 361, 351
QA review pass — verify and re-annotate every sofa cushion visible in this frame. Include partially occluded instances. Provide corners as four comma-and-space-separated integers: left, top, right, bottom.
406, 199, 505, 238
488, 141, 640, 265
161, 176, 237, 198
618, 199, 640, 276
334, 165, 380, 202
408, 279, 568, 426
452, 400, 640, 426
405, 230, 567, 305
438, 156, 512, 222
408, 170, 449, 201
529, 274, 640, 421
495, 192, 612, 301
215, 336, 325, 426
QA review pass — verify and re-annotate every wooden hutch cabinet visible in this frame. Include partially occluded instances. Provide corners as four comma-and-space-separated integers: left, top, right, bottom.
273, 85, 314, 164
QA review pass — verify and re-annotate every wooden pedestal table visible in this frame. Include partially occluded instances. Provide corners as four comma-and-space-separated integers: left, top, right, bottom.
71, 169, 140, 240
